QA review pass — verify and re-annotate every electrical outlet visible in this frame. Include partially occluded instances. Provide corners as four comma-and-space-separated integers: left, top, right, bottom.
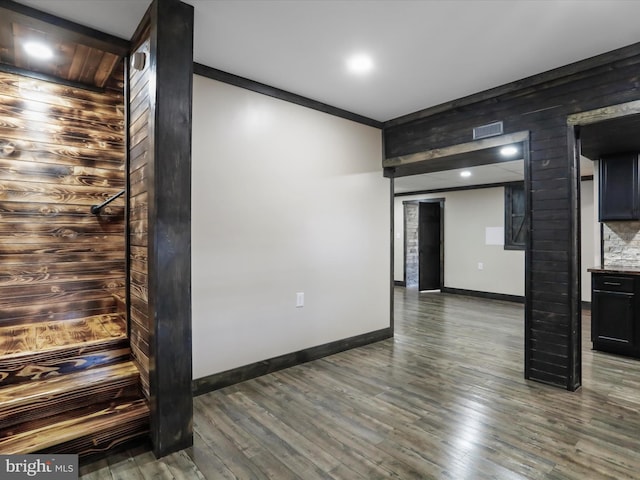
478, 262, 484, 270
296, 292, 304, 308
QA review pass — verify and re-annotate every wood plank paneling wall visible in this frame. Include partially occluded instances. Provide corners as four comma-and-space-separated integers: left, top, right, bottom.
128, 33, 151, 400
0, 70, 125, 327
384, 46, 640, 390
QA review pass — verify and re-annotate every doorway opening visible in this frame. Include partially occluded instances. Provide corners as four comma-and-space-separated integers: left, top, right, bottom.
569, 104, 640, 390
392, 133, 529, 301
390, 132, 529, 381
403, 199, 444, 291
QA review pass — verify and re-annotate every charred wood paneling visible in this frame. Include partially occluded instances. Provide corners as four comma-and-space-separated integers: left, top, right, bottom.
128, 35, 150, 402
0, 70, 125, 329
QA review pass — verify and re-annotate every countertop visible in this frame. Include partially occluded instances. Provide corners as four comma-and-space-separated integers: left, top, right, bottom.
588, 265, 640, 275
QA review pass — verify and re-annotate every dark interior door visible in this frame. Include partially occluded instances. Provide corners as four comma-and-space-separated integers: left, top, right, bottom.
419, 202, 441, 291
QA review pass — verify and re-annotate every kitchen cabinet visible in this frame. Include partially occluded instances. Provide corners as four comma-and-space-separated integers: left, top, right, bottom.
591, 273, 639, 357
599, 152, 640, 221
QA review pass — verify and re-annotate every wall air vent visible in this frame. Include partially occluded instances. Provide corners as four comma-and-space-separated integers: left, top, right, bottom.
473, 121, 504, 140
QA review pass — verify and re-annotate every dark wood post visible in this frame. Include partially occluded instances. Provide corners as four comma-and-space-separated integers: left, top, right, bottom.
147, 0, 194, 457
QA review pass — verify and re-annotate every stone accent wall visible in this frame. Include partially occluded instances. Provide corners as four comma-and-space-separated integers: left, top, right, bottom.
404, 203, 419, 288
603, 221, 640, 266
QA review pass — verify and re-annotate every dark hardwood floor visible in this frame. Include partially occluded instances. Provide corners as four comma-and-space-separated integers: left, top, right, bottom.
80, 288, 640, 479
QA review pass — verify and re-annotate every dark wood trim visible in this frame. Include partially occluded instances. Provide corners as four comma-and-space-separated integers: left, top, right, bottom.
0, 63, 104, 93
384, 132, 529, 169
147, 0, 194, 458
193, 62, 383, 129
389, 177, 395, 333
385, 41, 640, 128
394, 280, 406, 287
441, 287, 525, 304
567, 100, 640, 126
192, 327, 393, 396
439, 200, 445, 290
402, 202, 409, 287
124, 56, 131, 338
394, 175, 593, 198
395, 180, 522, 198
0, 0, 130, 56
568, 125, 581, 392
523, 136, 533, 382
384, 138, 530, 181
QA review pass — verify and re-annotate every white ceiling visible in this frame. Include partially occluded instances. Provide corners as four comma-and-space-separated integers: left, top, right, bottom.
15, 0, 640, 122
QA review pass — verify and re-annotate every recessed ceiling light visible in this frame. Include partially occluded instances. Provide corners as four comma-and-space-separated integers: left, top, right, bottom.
24, 41, 53, 60
460, 170, 472, 178
500, 145, 518, 157
346, 54, 374, 75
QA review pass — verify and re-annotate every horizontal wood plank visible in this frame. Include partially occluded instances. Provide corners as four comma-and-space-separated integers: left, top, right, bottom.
0, 68, 125, 336
0, 361, 140, 428
0, 399, 148, 455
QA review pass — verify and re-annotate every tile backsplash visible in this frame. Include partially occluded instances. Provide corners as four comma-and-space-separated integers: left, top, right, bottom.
603, 221, 640, 266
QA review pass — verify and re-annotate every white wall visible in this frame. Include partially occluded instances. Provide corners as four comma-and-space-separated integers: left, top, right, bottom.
191, 75, 389, 379
394, 180, 596, 301
394, 187, 525, 296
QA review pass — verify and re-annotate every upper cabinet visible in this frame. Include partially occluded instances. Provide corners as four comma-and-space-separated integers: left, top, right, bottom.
599, 152, 640, 221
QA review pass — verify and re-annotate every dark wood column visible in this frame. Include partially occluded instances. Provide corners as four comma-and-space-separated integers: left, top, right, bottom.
147, 0, 194, 457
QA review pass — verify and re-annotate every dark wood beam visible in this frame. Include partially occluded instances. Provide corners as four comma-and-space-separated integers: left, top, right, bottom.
384, 131, 528, 170
147, 0, 194, 457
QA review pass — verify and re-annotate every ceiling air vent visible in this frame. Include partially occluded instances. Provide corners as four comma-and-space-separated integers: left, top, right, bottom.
473, 121, 503, 140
